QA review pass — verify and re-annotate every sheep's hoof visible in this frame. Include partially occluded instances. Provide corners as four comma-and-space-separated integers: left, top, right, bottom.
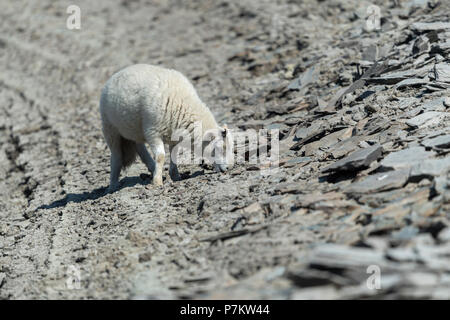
152, 177, 163, 187
170, 172, 182, 182
107, 184, 119, 193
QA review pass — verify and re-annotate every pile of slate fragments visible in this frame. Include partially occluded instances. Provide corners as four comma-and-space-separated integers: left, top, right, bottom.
198, 1, 450, 299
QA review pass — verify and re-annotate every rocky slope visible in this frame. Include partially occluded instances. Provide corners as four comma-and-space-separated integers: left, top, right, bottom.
0, 0, 449, 299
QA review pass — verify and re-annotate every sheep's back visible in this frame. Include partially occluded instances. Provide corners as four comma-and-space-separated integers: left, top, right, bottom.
100, 64, 214, 143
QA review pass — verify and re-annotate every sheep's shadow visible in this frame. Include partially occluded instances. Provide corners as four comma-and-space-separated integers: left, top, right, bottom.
37, 170, 205, 210
36, 176, 149, 210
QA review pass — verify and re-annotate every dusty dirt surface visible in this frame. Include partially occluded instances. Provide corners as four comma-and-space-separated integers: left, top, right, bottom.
1, 0, 450, 299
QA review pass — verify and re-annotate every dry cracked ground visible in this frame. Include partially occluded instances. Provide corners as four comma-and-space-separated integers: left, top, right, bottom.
1, 0, 450, 299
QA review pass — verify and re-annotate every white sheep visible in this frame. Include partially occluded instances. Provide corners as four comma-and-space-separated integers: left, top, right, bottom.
99, 64, 232, 192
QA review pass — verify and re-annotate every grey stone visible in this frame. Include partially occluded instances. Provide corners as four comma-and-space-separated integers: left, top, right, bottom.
287, 157, 312, 164
412, 35, 430, 55
369, 75, 408, 85
406, 111, 446, 129
307, 244, 386, 269
329, 136, 364, 159
369, 69, 426, 85
421, 134, 450, 148
0, 273, 5, 288
430, 63, 450, 83
445, 97, 450, 107
433, 174, 449, 194
397, 97, 419, 110
131, 270, 175, 300
410, 157, 450, 180
304, 127, 353, 157
392, 226, 420, 241
405, 105, 425, 118
361, 44, 378, 62
295, 121, 324, 140
380, 147, 435, 170
344, 169, 410, 193
395, 78, 430, 89
322, 144, 382, 173
411, 22, 450, 33
421, 97, 447, 112
287, 66, 317, 91
431, 41, 450, 54
438, 228, 450, 242
386, 247, 417, 262
406, 0, 429, 9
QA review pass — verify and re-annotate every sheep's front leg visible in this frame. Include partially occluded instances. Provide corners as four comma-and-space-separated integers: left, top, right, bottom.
147, 137, 165, 186
169, 145, 181, 182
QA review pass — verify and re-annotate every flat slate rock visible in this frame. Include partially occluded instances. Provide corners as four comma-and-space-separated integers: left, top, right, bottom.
329, 136, 365, 159
286, 156, 312, 164
322, 144, 382, 173
344, 169, 410, 194
430, 63, 450, 83
445, 97, 450, 107
431, 40, 450, 54
395, 78, 430, 89
287, 66, 317, 91
433, 175, 449, 196
397, 97, 419, 110
421, 134, 450, 148
304, 127, 353, 157
413, 35, 430, 55
421, 97, 447, 112
361, 44, 378, 62
306, 244, 386, 269
369, 75, 408, 85
411, 22, 450, 32
410, 157, 450, 180
295, 121, 324, 140
380, 146, 435, 170
406, 111, 446, 129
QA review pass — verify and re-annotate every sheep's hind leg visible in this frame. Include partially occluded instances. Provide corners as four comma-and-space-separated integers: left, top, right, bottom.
108, 150, 122, 192
146, 136, 165, 186
136, 143, 156, 174
101, 119, 123, 193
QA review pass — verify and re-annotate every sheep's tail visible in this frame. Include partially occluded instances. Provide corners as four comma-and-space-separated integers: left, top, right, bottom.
120, 136, 137, 169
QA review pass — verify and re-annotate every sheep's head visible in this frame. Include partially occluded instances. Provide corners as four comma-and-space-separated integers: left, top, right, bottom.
203, 124, 234, 172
